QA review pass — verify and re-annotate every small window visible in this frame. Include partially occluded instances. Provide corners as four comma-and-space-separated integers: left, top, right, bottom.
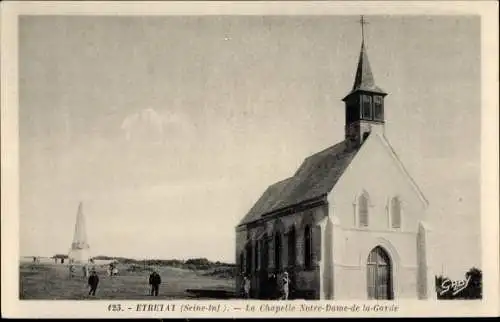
362, 95, 372, 119
373, 96, 384, 121
391, 197, 401, 229
359, 193, 369, 227
304, 225, 313, 270
362, 132, 370, 142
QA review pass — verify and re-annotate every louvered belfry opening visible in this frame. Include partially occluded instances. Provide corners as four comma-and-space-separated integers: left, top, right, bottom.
367, 246, 394, 300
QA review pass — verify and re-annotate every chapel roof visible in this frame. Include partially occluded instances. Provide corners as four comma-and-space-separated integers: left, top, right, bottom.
238, 140, 359, 226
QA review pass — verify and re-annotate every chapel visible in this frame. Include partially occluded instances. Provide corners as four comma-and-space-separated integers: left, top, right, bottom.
235, 19, 435, 300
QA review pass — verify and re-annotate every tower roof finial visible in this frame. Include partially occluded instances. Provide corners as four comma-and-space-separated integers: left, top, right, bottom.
359, 15, 369, 45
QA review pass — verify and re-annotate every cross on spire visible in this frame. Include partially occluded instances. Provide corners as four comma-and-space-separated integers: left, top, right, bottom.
359, 15, 369, 45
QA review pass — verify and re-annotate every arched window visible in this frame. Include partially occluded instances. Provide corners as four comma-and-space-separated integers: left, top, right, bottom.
254, 240, 259, 272
359, 193, 369, 227
274, 233, 282, 271
287, 227, 296, 268
239, 252, 244, 274
245, 243, 252, 273
391, 197, 401, 229
304, 225, 313, 270
261, 234, 269, 272
367, 246, 393, 300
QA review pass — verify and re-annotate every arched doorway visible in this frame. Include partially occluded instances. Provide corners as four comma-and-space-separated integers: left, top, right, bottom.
367, 246, 393, 300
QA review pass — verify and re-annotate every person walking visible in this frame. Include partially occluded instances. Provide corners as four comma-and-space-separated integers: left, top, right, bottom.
88, 269, 99, 296
243, 275, 251, 299
82, 265, 89, 278
149, 270, 162, 296
239, 274, 245, 298
280, 271, 291, 300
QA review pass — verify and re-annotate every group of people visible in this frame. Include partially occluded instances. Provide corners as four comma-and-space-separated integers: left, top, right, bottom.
242, 271, 291, 300
67, 265, 163, 297
107, 263, 119, 276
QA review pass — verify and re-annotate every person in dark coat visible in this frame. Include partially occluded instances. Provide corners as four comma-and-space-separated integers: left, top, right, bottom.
88, 270, 99, 296
268, 273, 278, 299
149, 270, 162, 296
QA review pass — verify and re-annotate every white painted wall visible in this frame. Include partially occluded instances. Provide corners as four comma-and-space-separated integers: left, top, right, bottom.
326, 133, 432, 299
330, 133, 428, 232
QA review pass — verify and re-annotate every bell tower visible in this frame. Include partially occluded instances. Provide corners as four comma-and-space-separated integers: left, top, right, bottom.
342, 16, 387, 148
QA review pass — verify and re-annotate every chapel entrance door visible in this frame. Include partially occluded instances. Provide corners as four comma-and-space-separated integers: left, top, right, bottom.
367, 246, 394, 300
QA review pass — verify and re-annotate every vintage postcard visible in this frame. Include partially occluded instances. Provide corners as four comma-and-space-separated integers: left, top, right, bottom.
1, 0, 499, 318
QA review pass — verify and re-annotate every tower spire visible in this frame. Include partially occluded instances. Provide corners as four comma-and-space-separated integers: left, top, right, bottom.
342, 16, 388, 149
346, 15, 384, 95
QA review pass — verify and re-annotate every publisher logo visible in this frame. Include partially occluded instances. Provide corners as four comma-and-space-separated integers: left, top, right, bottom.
435, 267, 482, 300
439, 276, 470, 296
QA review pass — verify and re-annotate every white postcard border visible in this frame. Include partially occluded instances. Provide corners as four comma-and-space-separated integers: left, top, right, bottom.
1, 1, 499, 318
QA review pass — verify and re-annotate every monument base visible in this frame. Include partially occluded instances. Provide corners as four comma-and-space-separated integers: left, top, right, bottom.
68, 248, 91, 263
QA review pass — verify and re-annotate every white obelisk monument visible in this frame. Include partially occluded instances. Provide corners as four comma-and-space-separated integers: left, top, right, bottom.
68, 202, 91, 263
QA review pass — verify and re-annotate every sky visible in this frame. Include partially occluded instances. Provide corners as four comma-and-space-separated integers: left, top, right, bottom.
18, 15, 481, 276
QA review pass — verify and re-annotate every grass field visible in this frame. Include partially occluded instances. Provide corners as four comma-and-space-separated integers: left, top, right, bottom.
19, 262, 236, 300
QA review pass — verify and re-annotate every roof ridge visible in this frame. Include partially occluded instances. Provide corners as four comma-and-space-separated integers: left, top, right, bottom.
273, 177, 294, 185
373, 134, 429, 207
303, 141, 346, 160
237, 140, 361, 227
